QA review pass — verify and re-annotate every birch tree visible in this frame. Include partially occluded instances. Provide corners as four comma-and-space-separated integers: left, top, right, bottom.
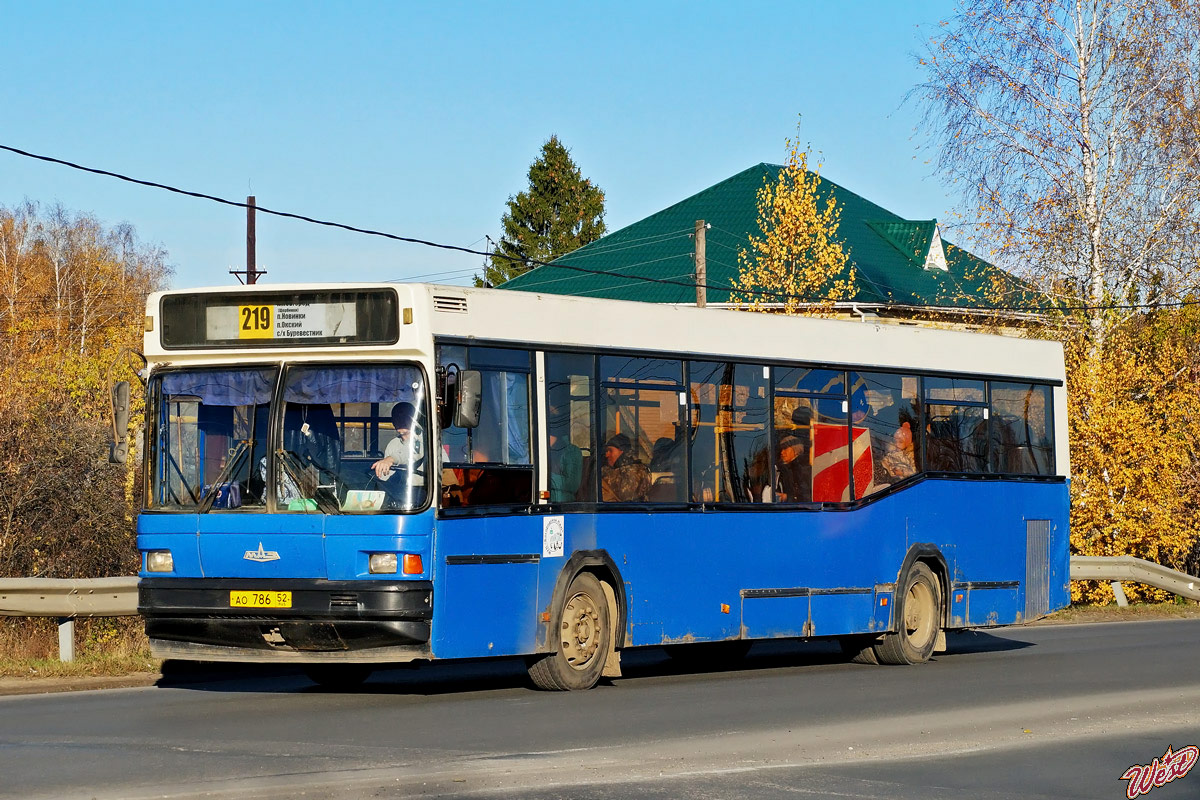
915, 0, 1200, 342
916, 0, 1200, 596
734, 135, 855, 315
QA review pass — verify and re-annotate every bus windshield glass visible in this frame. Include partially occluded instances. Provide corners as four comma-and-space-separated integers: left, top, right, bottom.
147, 367, 276, 511
278, 364, 428, 513
146, 363, 428, 513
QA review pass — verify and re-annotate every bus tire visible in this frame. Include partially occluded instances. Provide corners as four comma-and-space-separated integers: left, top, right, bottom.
874, 562, 941, 665
528, 572, 611, 691
303, 663, 373, 688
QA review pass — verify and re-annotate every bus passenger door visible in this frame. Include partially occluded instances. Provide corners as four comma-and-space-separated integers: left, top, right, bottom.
432, 515, 541, 659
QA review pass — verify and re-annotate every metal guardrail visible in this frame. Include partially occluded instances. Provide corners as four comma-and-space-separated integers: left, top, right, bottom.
0, 577, 138, 662
1070, 555, 1200, 604
0, 577, 139, 618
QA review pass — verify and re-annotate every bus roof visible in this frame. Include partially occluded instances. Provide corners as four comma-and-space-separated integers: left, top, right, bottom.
146, 282, 1065, 383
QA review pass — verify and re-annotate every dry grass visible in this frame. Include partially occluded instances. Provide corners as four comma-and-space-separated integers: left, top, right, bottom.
1039, 599, 1200, 625
0, 617, 158, 678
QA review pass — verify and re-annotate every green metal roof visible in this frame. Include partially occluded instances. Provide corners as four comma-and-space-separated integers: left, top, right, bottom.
497, 163, 1028, 310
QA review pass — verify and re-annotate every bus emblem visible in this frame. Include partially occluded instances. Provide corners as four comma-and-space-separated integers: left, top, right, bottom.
244, 542, 281, 562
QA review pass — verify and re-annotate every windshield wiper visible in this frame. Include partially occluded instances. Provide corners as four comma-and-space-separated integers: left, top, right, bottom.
197, 440, 251, 513
277, 449, 341, 514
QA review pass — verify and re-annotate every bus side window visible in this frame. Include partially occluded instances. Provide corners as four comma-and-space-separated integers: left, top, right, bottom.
689, 361, 769, 504
989, 382, 1054, 475
599, 356, 683, 504
436, 345, 534, 509
545, 353, 595, 504
853, 372, 920, 496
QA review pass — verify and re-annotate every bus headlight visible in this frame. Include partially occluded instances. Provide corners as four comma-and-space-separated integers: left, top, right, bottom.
146, 550, 174, 573
369, 553, 398, 574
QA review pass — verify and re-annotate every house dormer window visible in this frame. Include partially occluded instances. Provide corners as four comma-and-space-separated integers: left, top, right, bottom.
925, 224, 948, 272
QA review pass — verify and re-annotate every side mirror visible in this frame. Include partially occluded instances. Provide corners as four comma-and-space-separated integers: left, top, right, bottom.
453, 370, 482, 429
109, 380, 131, 464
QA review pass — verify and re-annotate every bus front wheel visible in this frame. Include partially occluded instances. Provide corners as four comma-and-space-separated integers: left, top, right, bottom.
874, 562, 941, 665
528, 572, 611, 691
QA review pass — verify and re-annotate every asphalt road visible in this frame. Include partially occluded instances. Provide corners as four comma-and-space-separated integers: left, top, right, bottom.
0, 619, 1197, 800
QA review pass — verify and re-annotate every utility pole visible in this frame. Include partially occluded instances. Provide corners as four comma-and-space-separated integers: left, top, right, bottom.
694, 219, 707, 308
230, 195, 265, 284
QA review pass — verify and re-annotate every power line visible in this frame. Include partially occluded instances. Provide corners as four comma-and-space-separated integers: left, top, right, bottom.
4, 142, 1200, 315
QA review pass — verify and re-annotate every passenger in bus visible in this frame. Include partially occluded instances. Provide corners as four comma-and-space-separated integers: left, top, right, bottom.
924, 415, 962, 472
880, 421, 917, 481
372, 402, 425, 487
600, 434, 650, 502
547, 402, 583, 502
774, 433, 812, 502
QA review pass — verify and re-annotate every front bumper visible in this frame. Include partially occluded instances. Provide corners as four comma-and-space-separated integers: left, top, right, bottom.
139, 578, 432, 653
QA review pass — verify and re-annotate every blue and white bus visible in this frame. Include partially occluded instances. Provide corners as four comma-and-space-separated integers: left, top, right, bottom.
130, 283, 1069, 689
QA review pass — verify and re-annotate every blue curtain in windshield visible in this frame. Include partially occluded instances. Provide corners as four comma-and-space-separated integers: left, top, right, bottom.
284, 366, 423, 404
160, 369, 275, 406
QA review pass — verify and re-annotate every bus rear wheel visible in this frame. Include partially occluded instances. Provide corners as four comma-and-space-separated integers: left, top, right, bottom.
874, 562, 941, 665
528, 573, 611, 691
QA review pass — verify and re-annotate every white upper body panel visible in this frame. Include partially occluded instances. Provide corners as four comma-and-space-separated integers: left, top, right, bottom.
143, 282, 1070, 476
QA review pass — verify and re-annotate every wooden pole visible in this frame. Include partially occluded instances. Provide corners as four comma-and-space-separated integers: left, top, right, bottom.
695, 219, 706, 308
246, 195, 258, 284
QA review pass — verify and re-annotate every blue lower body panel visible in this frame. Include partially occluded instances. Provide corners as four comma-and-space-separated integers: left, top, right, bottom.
428, 478, 1068, 659
140, 478, 1069, 661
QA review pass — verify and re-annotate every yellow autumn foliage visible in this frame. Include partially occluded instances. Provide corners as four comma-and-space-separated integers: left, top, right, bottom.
0, 201, 169, 577
1066, 310, 1200, 603
734, 135, 855, 315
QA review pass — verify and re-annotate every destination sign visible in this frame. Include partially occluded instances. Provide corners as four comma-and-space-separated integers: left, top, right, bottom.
160, 289, 400, 349
204, 302, 358, 341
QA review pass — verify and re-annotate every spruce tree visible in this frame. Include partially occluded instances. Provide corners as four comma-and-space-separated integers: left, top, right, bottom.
477, 136, 606, 286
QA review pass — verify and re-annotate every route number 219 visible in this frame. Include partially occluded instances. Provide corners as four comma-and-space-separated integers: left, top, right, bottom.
238, 305, 273, 339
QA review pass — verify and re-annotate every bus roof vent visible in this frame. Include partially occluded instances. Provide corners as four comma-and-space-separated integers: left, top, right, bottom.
433, 295, 469, 313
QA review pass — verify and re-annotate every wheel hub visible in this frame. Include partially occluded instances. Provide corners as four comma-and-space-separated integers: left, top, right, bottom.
561, 591, 601, 669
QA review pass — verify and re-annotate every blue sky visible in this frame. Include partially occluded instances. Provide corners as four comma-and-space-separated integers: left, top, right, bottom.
1, 1, 958, 289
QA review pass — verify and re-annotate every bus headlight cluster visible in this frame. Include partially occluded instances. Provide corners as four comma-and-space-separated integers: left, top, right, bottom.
146, 550, 174, 573
369, 553, 398, 574
368, 553, 424, 575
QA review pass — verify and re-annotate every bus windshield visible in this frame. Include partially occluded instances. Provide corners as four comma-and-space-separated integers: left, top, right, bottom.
277, 364, 428, 513
146, 363, 428, 513
147, 367, 276, 511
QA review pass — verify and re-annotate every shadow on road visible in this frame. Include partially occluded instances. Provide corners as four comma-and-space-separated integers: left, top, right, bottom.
157, 628, 1033, 696
943, 629, 1035, 655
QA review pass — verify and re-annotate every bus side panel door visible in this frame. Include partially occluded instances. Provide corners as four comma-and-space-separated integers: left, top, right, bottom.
807, 591, 877, 637
740, 594, 809, 639
965, 586, 1022, 627
432, 515, 540, 659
